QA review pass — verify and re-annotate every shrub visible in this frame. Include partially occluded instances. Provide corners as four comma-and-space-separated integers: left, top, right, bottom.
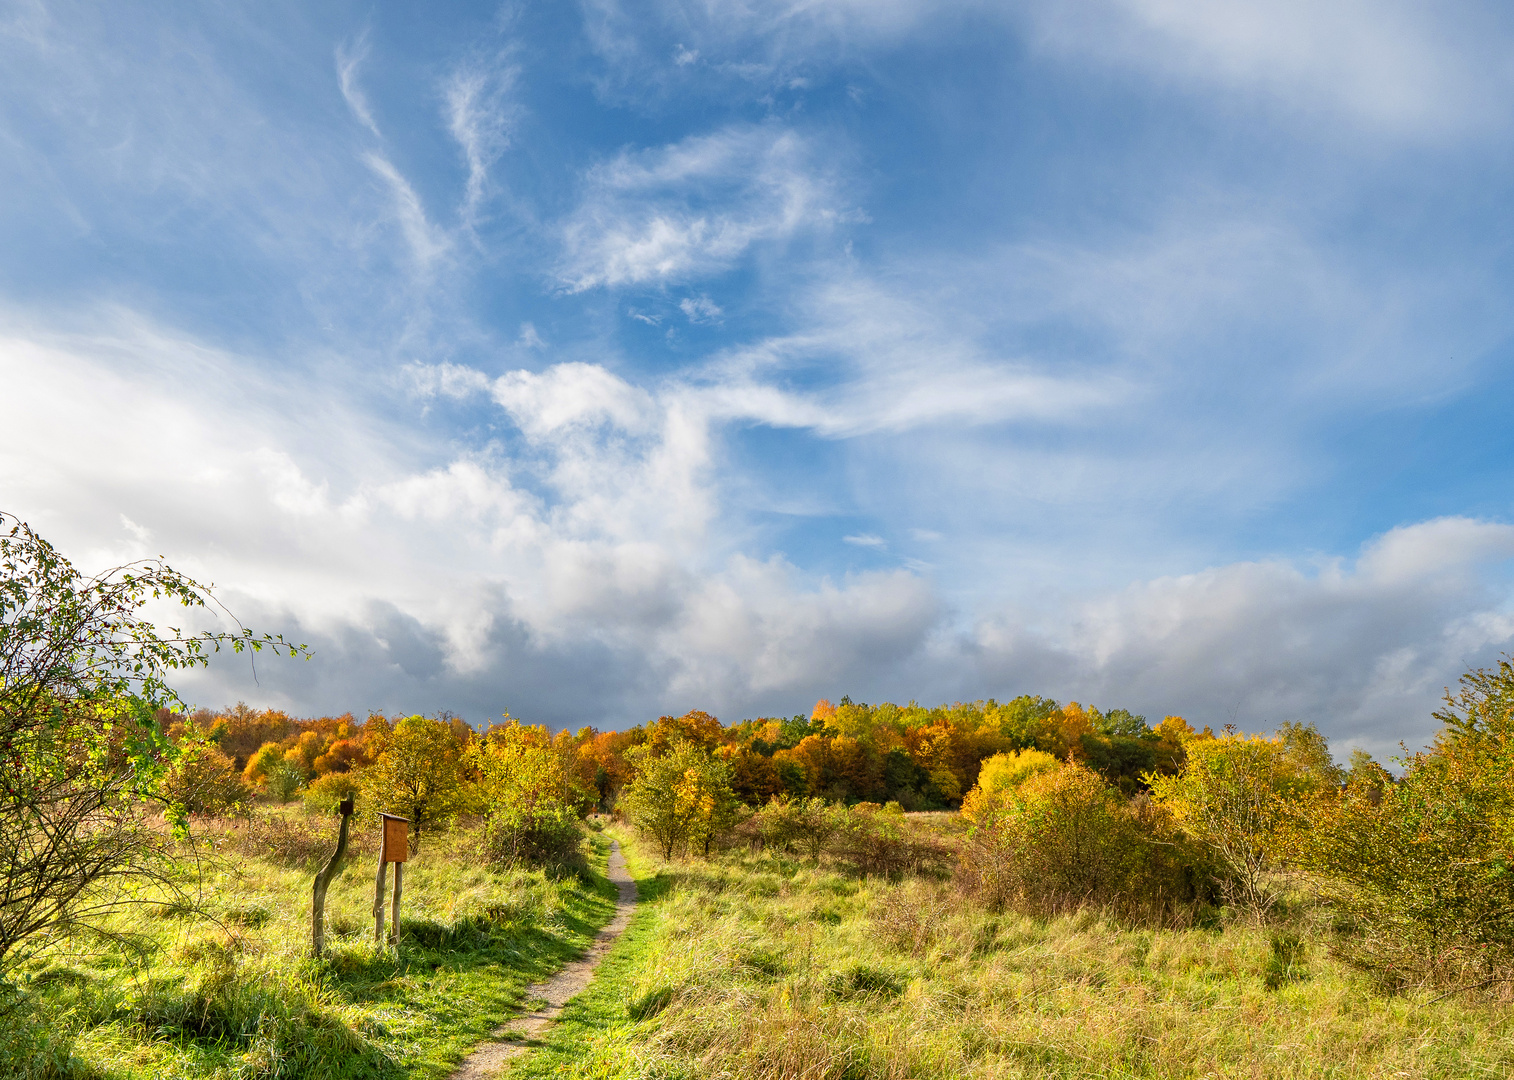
472, 720, 593, 870
264, 759, 303, 804
827, 802, 953, 877
1295, 660, 1514, 992
159, 732, 249, 815
302, 771, 359, 814
740, 795, 835, 858
483, 807, 584, 871
959, 762, 1212, 919
960, 748, 1061, 825
217, 810, 373, 869
1147, 727, 1337, 916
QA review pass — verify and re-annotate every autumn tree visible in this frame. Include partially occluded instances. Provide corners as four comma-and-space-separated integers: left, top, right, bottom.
359, 715, 470, 851
1295, 661, 1514, 990
1147, 725, 1336, 915
471, 718, 593, 868
621, 741, 736, 859
678, 752, 742, 856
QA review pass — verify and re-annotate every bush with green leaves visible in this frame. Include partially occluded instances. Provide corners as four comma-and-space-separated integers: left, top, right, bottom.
1297, 660, 1514, 993
0, 511, 301, 976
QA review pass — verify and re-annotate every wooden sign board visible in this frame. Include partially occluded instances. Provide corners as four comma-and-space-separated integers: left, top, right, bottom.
381, 814, 410, 863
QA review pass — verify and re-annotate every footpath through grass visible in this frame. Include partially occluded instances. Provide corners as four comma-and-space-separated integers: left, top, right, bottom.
515, 825, 1514, 1080
3, 809, 621, 1080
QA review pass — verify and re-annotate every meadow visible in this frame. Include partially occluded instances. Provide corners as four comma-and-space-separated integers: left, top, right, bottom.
4, 809, 620, 1079
520, 824, 1514, 1080
7, 803, 1514, 1079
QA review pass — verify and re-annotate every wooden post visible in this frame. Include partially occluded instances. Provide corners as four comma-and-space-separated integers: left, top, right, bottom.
373, 847, 388, 946
311, 796, 354, 959
374, 813, 409, 952
391, 862, 404, 948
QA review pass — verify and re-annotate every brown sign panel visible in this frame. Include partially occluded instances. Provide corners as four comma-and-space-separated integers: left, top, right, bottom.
381, 814, 410, 863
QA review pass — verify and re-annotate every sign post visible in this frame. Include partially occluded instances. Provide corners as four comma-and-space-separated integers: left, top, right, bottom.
373, 813, 409, 949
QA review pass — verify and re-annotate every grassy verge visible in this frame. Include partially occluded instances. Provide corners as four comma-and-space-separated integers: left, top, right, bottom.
513, 826, 1514, 1080
3, 809, 621, 1080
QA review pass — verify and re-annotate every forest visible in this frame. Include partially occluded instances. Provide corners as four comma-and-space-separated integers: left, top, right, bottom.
4, 511, 1514, 1078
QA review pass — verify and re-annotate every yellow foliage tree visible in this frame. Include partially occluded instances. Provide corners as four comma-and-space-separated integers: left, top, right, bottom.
358, 715, 470, 852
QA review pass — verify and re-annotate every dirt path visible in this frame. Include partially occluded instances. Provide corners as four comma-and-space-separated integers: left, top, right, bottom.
449, 839, 639, 1079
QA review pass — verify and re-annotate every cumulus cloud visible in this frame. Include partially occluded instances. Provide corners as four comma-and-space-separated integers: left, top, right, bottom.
6, 312, 1514, 751
557, 125, 855, 290
972, 518, 1514, 757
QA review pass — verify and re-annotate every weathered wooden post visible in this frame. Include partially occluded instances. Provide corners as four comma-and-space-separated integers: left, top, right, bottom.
311, 796, 354, 958
373, 813, 409, 950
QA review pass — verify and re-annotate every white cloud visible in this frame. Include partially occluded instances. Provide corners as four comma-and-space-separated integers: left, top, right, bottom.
443, 53, 520, 224
362, 152, 451, 268
557, 125, 854, 290
1023, 0, 1504, 137
336, 33, 382, 138
696, 274, 1128, 436
403, 361, 493, 399
843, 533, 885, 547
973, 517, 1514, 757
491, 362, 655, 439
6, 312, 1514, 752
680, 295, 723, 323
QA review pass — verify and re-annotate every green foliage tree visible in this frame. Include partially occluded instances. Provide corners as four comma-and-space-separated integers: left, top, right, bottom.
358, 715, 469, 852
0, 512, 303, 974
621, 741, 736, 859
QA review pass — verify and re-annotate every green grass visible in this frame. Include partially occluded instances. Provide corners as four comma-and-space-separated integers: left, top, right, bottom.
513, 825, 1514, 1080
3, 808, 622, 1080
16, 814, 1514, 1079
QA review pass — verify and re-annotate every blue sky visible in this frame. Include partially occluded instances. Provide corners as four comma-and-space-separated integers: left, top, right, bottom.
5, 0, 1514, 754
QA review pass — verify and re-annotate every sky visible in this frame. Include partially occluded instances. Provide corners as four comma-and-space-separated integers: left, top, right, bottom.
4, 0, 1514, 756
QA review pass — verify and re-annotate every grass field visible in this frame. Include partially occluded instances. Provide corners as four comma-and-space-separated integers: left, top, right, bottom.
9, 810, 1514, 1079
518, 825, 1514, 1080
3, 808, 619, 1080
